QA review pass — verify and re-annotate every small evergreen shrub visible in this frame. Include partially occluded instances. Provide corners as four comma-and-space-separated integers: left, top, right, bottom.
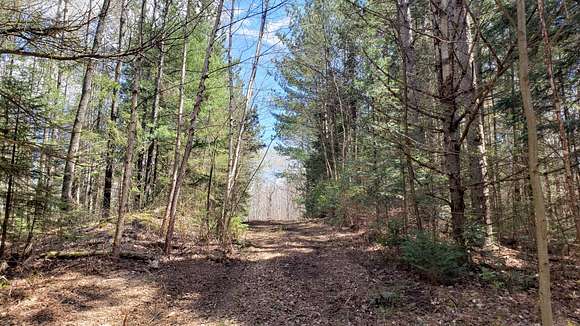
479, 266, 505, 289
385, 219, 405, 246
478, 266, 536, 290
462, 222, 486, 249
401, 232, 467, 284
371, 219, 406, 246
306, 179, 369, 226
505, 269, 536, 291
306, 180, 341, 219
369, 219, 405, 246
229, 215, 249, 240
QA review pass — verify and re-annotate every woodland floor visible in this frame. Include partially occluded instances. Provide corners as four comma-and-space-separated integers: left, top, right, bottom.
1, 219, 579, 325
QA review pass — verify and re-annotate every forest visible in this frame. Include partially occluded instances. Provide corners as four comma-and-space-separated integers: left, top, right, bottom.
0, 0, 578, 325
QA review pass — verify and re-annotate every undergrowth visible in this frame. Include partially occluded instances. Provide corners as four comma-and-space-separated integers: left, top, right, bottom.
401, 232, 467, 284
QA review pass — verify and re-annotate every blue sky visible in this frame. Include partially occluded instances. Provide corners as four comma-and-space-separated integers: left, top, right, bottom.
227, 0, 293, 143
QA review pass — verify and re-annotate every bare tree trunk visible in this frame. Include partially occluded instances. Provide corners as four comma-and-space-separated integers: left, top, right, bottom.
544, 172, 554, 223
327, 104, 338, 181
112, 0, 147, 257
515, 0, 553, 323
460, 2, 493, 245
397, 0, 421, 230
0, 109, 19, 257
160, 0, 192, 236
205, 146, 216, 236
223, 0, 269, 239
134, 142, 146, 208
490, 92, 503, 238
163, 0, 226, 254
536, 0, 579, 242
509, 65, 519, 240
220, 0, 236, 235
401, 158, 409, 230
145, 0, 171, 204
102, 0, 127, 219
61, 0, 112, 207
434, 0, 466, 244
319, 107, 334, 179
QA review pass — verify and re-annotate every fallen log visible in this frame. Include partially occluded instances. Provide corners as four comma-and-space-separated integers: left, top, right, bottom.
39, 250, 152, 261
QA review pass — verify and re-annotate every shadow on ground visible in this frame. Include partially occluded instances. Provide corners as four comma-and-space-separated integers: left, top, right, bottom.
1, 221, 579, 325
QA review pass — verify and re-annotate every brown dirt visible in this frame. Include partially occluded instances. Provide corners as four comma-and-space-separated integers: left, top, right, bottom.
1, 220, 578, 325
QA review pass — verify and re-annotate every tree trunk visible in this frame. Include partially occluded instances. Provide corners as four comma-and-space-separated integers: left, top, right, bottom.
544, 173, 553, 222
397, 0, 421, 230
163, 0, 226, 254
112, 0, 147, 257
515, 0, 553, 323
144, 0, 171, 204
61, 0, 112, 207
444, 118, 466, 244
434, 0, 466, 244
536, 0, 580, 242
205, 146, 216, 236
161, 0, 192, 236
223, 0, 269, 239
220, 0, 236, 237
102, 0, 127, 219
0, 109, 19, 257
451, 0, 494, 245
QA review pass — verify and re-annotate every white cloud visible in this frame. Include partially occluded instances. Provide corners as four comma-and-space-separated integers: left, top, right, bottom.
267, 16, 290, 33
237, 16, 290, 46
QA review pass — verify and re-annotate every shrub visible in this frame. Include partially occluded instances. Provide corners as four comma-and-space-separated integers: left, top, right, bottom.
229, 215, 248, 240
401, 232, 467, 284
478, 266, 536, 290
305, 179, 370, 225
462, 222, 486, 249
305, 180, 340, 219
479, 266, 505, 289
505, 269, 536, 291
385, 219, 406, 246
371, 219, 406, 246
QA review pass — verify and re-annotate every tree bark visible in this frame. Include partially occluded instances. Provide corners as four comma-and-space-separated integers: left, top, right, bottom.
0, 109, 19, 257
397, 0, 422, 230
220, 0, 236, 237
61, 0, 112, 207
515, 0, 554, 323
144, 0, 171, 204
433, 0, 467, 244
205, 146, 216, 236
460, 1, 493, 244
103, 0, 127, 219
160, 0, 192, 236
112, 0, 147, 257
536, 0, 580, 242
163, 0, 226, 254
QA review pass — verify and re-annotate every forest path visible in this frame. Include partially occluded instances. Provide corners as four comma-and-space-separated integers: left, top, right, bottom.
3, 220, 575, 325
158, 220, 384, 325
1, 220, 387, 325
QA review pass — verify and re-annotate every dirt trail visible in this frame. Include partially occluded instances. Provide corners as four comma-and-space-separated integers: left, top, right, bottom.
170, 221, 382, 325
1, 221, 385, 325
1, 220, 578, 325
